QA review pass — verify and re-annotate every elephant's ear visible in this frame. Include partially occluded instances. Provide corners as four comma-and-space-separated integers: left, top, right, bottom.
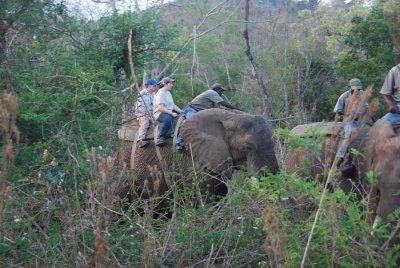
180, 110, 233, 176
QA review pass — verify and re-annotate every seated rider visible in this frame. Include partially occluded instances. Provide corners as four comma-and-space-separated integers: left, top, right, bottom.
380, 64, 400, 125
333, 78, 367, 174
175, 83, 241, 150
135, 79, 158, 148
153, 77, 184, 146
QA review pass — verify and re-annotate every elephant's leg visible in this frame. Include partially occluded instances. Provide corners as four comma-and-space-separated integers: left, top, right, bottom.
376, 186, 400, 223
367, 185, 379, 226
114, 141, 133, 171
200, 175, 229, 203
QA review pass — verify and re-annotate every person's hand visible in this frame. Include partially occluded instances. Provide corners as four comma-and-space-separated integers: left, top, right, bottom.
171, 112, 178, 117
389, 104, 400, 114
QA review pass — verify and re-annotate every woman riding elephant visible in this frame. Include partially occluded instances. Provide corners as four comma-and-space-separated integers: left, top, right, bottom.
129, 108, 279, 210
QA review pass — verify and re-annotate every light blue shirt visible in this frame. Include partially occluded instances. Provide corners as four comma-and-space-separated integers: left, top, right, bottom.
135, 88, 155, 117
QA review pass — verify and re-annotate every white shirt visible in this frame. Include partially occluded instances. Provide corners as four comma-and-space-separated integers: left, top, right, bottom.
153, 89, 174, 120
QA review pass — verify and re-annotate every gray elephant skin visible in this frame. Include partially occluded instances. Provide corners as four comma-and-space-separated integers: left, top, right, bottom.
123, 108, 279, 209
283, 122, 371, 199
367, 119, 400, 231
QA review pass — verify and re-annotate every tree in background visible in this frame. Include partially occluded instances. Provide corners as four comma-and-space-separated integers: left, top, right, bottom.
335, 4, 400, 117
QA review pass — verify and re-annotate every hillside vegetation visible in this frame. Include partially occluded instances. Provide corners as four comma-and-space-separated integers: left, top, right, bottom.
1, 0, 400, 266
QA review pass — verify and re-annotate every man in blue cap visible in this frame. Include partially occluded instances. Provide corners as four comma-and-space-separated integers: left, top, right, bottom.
135, 79, 158, 147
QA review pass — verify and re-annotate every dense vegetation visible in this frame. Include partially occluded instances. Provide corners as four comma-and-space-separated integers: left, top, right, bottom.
1, 0, 400, 266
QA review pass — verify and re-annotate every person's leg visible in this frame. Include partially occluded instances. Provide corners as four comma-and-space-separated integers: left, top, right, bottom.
138, 117, 150, 140
138, 117, 150, 147
337, 120, 357, 158
176, 107, 198, 147
184, 106, 198, 120
337, 120, 358, 176
157, 113, 173, 140
382, 102, 400, 125
382, 113, 400, 125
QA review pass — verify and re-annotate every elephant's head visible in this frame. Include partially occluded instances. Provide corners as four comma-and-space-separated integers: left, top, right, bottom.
284, 122, 371, 199
367, 119, 400, 223
180, 108, 279, 177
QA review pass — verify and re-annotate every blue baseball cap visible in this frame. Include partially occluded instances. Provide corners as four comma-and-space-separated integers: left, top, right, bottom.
145, 79, 158, 86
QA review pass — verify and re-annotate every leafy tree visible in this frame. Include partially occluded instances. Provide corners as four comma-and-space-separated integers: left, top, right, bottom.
337, 6, 400, 99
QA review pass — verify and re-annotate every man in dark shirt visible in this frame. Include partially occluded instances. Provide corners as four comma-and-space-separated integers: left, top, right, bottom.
175, 83, 241, 149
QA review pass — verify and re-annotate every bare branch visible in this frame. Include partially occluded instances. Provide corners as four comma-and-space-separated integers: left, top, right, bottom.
243, 0, 273, 120
158, 0, 271, 79
48, 25, 85, 50
6, 0, 35, 28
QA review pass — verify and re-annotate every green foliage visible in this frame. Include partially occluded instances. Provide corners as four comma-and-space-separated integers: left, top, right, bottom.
275, 127, 327, 151
337, 6, 400, 104
3, 0, 400, 266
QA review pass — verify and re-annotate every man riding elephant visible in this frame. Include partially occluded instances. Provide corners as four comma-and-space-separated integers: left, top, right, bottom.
380, 64, 400, 125
175, 83, 241, 150
333, 78, 367, 176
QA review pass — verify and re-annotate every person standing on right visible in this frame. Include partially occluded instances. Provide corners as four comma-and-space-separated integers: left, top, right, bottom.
153, 77, 183, 146
380, 64, 400, 125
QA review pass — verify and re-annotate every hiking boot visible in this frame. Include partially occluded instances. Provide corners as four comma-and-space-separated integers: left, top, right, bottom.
340, 163, 356, 178
138, 140, 149, 148
155, 138, 167, 146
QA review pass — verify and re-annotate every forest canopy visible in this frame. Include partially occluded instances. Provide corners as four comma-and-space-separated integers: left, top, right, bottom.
1, 0, 400, 266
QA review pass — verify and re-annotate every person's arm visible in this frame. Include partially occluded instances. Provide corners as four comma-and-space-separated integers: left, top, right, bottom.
138, 104, 147, 114
173, 104, 184, 114
333, 94, 345, 117
158, 103, 179, 117
380, 67, 398, 113
218, 101, 242, 111
383, 95, 400, 113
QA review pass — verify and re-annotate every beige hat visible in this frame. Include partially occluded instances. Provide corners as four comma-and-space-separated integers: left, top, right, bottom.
160, 77, 175, 85
349, 78, 362, 90
211, 83, 225, 91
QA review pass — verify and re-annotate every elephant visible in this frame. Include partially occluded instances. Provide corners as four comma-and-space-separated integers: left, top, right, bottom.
118, 108, 279, 212
367, 119, 400, 235
283, 121, 371, 199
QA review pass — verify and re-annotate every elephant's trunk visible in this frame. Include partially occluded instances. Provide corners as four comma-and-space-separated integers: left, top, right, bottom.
247, 148, 279, 175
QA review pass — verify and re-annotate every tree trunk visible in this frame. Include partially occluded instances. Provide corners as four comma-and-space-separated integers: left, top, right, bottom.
0, 0, 34, 92
109, 0, 116, 12
0, 19, 11, 92
243, 0, 273, 120
283, 22, 289, 117
133, 0, 141, 11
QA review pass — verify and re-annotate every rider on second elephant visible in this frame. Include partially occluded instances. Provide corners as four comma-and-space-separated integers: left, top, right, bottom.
175, 83, 241, 150
333, 78, 367, 175
381, 64, 400, 125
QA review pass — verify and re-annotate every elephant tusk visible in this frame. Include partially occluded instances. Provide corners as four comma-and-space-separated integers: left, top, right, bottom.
371, 217, 380, 236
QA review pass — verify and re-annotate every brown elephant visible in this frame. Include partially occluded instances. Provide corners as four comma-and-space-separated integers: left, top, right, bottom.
367, 119, 400, 236
283, 121, 371, 199
118, 108, 279, 211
